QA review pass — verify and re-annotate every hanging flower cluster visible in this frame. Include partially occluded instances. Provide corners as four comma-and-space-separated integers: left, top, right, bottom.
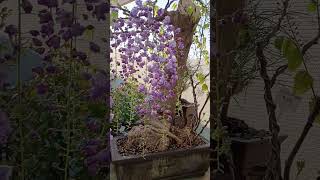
2, 0, 111, 177
111, 0, 184, 120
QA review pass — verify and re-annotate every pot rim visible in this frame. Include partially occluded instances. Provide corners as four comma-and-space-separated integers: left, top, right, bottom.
111, 135, 210, 164
230, 134, 288, 144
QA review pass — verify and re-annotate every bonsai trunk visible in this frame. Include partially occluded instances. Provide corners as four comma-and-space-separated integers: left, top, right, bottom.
165, 0, 201, 129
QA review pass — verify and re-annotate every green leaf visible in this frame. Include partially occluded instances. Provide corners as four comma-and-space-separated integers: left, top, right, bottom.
204, 53, 209, 65
187, 6, 194, 15
293, 71, 313, 95
308, 1, 317, 12
172, 3, 177, 10
111, 0, 118, 5
196, 73, 205, 84
203, 23, 209, 29
154, 6, 159, 16
281, 38, 303, 71
159, 26, 164, 35
274, 36, 285, 50
110, 11, 118, 26
202, 84, 208, 92
202, 37, 207, 44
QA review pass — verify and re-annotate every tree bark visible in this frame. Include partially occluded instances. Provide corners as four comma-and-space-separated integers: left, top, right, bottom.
165, 1, 201, 126
256, 43, 282, 180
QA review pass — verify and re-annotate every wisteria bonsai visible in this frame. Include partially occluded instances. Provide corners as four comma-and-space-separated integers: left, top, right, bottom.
110, 0, 208, 153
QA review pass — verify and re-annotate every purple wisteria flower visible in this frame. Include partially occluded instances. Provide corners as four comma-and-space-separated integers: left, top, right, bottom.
110, 0, 183, 119
163, 16, 171, 24
4, 25, 17, 37
93, 3, 109, 21
22, 0, 33, 13
71, 23, 85, 37
89, 71, 108, 100
61, 29, 72, 41
40, 22, 54, 37
46, 35, 60, 49
46, 65, 57, 74
157, 8, 164, 16
0, 110, 11, 145
135, 0, 142, 6
89, 42, 100, 53
36, 83, 48, 95
86, 3, 94, 11
56, 9, 73, 28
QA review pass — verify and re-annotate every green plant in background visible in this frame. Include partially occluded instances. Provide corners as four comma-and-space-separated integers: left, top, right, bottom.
111, 80, 144, 134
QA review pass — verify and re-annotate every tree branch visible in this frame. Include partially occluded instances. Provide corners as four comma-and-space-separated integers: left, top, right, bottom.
283, 98, 320, 180
283, 2, 320, 180
271, 65, 288, 87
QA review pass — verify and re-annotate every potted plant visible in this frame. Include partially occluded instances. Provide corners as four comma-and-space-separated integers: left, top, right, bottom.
210, 1, 290, 178
213, 0, 320, 179
110, 0, 210, 179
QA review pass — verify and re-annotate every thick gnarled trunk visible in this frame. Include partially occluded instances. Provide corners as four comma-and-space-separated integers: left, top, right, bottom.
166, 0, 201, 128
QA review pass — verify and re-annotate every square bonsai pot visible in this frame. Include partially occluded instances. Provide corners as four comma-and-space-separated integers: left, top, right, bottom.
231, 134, 288, 176
110, 136, 210, 180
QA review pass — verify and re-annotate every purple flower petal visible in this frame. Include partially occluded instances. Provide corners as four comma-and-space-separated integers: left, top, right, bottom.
36, 83, 48, 95
4, 25, 17, 37
22, 0, 33, 13
89, 42, 100, 53
46, 35, 60, 49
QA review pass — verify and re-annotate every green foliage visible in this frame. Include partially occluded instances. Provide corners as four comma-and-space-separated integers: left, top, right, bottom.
196, 73, 205, 84
308, 1, 317, 12
171, 2, 178, 10
187, 6, 194, 15
275, 36, 303, 71
110, 11, 118, 25
202, 84, 208, 92
111, 80, 144, 133
293, 71, 313, 95
296, 159, 306, 177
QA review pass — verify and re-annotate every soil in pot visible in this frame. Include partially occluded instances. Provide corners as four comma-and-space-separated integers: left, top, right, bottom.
116, 127, 206, 156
